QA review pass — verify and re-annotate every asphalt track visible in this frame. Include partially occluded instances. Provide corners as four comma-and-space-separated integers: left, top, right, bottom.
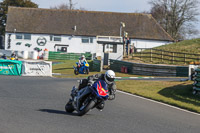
0, 76, 200, 133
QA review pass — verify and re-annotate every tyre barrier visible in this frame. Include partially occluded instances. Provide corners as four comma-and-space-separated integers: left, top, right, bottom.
192, 68, 200, 95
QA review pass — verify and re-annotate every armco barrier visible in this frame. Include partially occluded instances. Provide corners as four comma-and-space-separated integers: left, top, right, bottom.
110, 59, 188, 77
0, 59, 22, 76
92, 59, 102, 72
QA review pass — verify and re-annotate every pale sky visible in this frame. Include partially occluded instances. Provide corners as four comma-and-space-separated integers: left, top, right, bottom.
31, 0, 151, 13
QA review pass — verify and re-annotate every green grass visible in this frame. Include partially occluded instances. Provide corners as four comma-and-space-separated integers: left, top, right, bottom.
156, 38, 200, 53
52, 60, 98, 78
132, 38, 200, 65
116, 80, 200, 113
51, 60, 144, 78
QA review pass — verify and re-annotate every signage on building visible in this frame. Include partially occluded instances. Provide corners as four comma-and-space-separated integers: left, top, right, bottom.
37, 37, 47, 46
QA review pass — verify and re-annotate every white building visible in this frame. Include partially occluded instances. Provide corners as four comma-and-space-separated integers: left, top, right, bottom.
5, 7, 173, 62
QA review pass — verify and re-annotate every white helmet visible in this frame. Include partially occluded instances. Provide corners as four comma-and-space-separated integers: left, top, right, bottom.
104, 70, 115, 84
81, 55, 85, 58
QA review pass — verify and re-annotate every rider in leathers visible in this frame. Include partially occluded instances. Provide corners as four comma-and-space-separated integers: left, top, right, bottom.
78, 70, 116, 100
77, 55, 87, 72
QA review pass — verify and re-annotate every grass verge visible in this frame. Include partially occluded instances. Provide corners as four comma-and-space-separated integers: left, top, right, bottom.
52, 60, 147, 78
116, 80, 200, 113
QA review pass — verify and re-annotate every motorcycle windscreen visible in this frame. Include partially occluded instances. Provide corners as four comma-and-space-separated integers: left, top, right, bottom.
93, 80, 108, 97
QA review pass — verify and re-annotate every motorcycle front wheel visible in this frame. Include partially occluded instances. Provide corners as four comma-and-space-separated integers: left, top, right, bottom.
65, 100, 75, 113
77, 97, 95, 116
74, 70, 79, 75
86, 69, 89, 74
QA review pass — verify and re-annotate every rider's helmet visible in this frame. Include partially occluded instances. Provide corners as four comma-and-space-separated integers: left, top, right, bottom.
81, 55, 85, 59
104, 70, 115, 85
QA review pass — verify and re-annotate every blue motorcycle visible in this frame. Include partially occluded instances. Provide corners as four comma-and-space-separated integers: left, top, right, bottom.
73, 62, 89, 75
65, 79, 109, 116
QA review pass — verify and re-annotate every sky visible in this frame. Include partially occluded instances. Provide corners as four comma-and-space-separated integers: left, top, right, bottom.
31, 0, 152, 13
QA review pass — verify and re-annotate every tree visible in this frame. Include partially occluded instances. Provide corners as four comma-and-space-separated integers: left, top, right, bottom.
149, 0, 199, 40
50, 3, 69, 10
0, 0, 38, 36
51, 0, 86, 10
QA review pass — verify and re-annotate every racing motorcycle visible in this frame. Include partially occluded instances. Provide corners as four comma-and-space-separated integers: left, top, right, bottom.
65, 79, 109, 116
73, 62, 89, 75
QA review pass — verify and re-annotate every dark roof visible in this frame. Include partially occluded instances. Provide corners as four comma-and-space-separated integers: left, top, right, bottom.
6, 7, 174, 41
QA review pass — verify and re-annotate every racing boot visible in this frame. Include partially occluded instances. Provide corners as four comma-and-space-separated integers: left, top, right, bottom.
108, 88, 116, 100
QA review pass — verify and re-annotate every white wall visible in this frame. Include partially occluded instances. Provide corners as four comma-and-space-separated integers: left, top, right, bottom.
4, 33, 172, 60
5, 33, 98, 54
109, 45, 123, 60
130, 39, 172, 49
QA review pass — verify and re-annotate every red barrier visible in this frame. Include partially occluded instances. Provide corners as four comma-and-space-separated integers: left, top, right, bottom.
121, 66, 128, 73
121, 66, 125, 73
124, 67, 128, 73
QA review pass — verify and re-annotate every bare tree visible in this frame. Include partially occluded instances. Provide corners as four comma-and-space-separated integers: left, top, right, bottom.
69, 0, 75, 10
50, 3, 69, 9
149, 0, 199, 40
50, 0, 86, 10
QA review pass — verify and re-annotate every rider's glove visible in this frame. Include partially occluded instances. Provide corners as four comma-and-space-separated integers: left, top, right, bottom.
88, 83, 92, 86
87, 80, 94, 86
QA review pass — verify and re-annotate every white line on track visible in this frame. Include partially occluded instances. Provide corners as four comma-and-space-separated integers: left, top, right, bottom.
117, 90, 200, 116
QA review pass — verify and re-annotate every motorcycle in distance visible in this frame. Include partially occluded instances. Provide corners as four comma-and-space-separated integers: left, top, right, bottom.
10, 56, 18, 60
65, 79, 109, 116
73, 62, 89, 75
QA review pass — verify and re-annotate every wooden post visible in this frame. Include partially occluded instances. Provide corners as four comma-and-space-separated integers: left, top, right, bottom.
123, 43, 126, 57
184, 54, 186, 64
150, 49, 152, 62
161, 51, 163, 62
172, 53, 174, 64
140, 51, 142, 60
128, 44, 130, 57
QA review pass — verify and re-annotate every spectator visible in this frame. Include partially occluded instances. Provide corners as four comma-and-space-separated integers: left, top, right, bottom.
1, 54, 7, 59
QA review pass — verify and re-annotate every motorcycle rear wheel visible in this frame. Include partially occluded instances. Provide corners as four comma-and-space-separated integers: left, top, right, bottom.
77, 97, 95, 116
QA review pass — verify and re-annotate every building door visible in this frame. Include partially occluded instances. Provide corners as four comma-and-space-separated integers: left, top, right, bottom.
54, 44, 68, 52
104, 53, 109, 65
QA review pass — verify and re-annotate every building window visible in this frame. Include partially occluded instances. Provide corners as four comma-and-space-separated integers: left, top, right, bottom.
82, 37, 94, 43
90, 38, 93, 43
16, 34, 31, 40
24, 34, 31, 40
104, 44, 117, 53
16, 34, 23, 39
82, 38, 89, 43
50, 35, 61, 42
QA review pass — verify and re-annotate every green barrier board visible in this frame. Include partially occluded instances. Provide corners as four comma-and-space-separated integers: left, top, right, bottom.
0, 60, 22, 76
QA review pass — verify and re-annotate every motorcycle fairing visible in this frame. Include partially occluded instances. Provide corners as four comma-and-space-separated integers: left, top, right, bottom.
93, 80, 109, 98
75, 62, 89, 74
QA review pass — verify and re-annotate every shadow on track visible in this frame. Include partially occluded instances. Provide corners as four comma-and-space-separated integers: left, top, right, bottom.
38, 109, 78, 116
158, 83, 200, 107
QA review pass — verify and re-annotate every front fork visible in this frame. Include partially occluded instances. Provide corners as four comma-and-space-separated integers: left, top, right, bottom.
73, 86, 93, 110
